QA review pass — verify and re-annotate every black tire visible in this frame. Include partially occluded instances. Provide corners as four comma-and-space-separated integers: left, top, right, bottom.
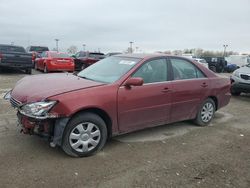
44, 65, 48, 73
25, 69, 32, 74
194, 98, 215, 126
231, 90, 241, 96
210, 66, 216, 72
62, 112, 107, 157
34, 62, 38, 70
81, 63, 87, 70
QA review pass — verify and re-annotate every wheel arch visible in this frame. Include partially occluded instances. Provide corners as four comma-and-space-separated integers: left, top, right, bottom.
68, 107, 113, 139
208, 96, 218, 111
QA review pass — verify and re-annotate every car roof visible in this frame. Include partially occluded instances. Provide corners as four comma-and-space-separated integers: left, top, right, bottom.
0, 44, 24, 48
115, 53, 193, 61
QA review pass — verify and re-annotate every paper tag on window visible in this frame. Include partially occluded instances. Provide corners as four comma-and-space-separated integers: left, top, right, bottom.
119, 60, 136, 65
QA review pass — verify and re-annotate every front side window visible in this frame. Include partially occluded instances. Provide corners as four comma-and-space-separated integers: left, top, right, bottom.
170, 58, 205, 80
132, 58, 168, 84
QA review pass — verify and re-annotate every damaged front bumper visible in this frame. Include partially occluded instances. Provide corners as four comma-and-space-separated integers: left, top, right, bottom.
17, 112, 69, 147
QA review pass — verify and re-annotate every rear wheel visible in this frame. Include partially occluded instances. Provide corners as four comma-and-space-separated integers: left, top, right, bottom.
81, 63, 87, 70
44, 64, 48, 73
210, 66, 216, 72
62, 112, 107, 157
34, 62, 38, 70
194, 98, 215, 126
25, 69, 32, 74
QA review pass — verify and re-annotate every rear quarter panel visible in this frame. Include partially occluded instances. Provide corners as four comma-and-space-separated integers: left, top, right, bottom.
209, 76, 231, 109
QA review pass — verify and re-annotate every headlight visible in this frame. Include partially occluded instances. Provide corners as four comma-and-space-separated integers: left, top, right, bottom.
20, 101, 57, 119
3, 90, 12, 100
233, 71, 240, 78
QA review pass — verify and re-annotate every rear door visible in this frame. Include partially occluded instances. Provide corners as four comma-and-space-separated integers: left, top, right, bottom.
118, 58, 172, 133
169, 57, 210, 123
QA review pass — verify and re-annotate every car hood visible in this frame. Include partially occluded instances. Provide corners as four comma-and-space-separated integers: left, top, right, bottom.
11, 73, 105, 104
237, 66, 250, 74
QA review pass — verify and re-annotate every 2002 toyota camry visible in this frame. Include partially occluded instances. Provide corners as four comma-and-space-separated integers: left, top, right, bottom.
5, 54, 231, 157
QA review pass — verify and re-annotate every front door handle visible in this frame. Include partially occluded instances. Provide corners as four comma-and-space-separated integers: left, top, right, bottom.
201, 83, 208, 87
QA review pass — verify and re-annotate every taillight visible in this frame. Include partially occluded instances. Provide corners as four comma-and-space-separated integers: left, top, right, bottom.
0, 53, 3, 60
32, 53, 36, 61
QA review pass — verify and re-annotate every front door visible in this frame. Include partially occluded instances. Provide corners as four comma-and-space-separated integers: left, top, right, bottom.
118, 58, 172, 133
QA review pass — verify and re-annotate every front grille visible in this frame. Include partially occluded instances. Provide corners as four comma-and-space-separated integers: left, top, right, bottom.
240, 74, 250, 80
10, 97, 22, 108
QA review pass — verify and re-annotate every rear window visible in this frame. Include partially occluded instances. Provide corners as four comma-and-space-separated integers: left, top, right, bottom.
50, 52, 70, 58
0, 46, 25, 53
29, 46, 49, 52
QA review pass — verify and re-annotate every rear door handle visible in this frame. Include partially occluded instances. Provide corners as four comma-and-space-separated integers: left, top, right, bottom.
161, 87, 172, 93
201, 83, 208, 87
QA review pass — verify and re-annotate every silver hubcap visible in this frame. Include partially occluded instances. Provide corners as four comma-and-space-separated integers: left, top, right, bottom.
69, 122, 101, 153
201, 102, 214, 122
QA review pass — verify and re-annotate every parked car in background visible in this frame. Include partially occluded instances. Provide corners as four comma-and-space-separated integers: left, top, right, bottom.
72, 51, 105, 71
6, 54, 231, 157
0, 44, 32, 74
105, 52, 122, 57
26, 46, 49, 66
202, 57, 227, 73
230, 63, 250, 95
193, 58, 209, 69
35, 51, 74, 73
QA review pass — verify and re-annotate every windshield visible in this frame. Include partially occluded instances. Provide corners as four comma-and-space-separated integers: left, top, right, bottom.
78, 56, 141, 83
50, 52, 70, 58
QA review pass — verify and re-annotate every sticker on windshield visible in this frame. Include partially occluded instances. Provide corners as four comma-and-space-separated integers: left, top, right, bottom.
119, 60, 136, 65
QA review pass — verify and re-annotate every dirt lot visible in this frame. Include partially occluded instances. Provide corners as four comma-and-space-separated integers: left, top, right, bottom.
0, 70, 250, 188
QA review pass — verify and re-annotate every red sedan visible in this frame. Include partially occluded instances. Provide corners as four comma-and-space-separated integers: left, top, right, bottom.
35, 51, 74, 73
6, 54, 231, 157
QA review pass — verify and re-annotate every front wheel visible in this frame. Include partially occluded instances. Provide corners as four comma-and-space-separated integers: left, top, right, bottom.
194, 98, 215, 126
62, 112, 107, 157
25, 69, 32, 74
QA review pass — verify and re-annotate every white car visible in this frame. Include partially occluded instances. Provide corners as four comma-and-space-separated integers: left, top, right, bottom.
230, 63, 250, 95
193, 58, 209, 69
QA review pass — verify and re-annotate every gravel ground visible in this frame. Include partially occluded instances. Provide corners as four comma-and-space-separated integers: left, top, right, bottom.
0, 69, 250, 188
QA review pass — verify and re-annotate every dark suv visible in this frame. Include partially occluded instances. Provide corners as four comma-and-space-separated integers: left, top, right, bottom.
0, 44, 32, 74
202, 57, 227, 73
72, 51, 105, 71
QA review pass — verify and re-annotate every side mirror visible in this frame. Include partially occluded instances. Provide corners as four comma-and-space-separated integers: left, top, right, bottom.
124, 77, 143, 88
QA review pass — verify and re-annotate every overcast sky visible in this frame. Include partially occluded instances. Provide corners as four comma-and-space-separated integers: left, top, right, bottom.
0, 0, 249, 53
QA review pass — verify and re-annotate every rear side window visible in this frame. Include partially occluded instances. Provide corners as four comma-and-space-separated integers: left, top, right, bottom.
0, 46, 25, 53
132, 58, 168, 84
170, 58, 205, 80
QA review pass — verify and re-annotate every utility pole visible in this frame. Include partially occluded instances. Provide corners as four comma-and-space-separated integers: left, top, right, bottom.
55, 39, 59, 52
129, 41, 134, 53
223, 44, 228, 57
83, 44, 86, 51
